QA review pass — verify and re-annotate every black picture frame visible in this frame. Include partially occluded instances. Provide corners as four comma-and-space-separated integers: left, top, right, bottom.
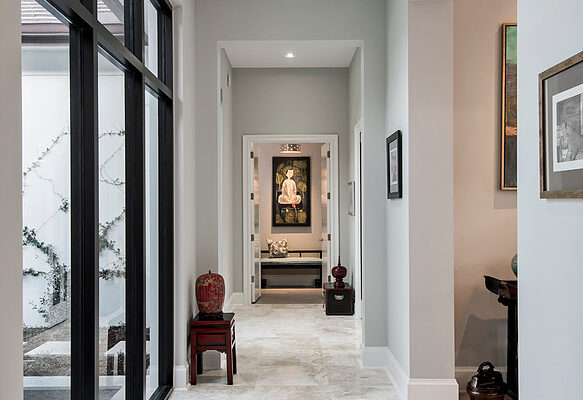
387, 130, 402, 199
272, 156, 311, 226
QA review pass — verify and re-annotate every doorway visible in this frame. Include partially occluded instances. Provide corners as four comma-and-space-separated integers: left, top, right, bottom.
242, 135, 340, 305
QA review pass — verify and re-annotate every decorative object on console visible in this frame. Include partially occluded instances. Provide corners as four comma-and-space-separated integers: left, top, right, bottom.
511, 254, 518, 277
280, 143, 302, 154
324, 283, 354, 315
272, 156, 311, 226
501, 23, 518, 190
539, 50, 583, 198
466, 361, 507, 400
195, 270, 225, 319
266, 238, 288, 258
386, 130, 402, 199
331, 256, 347, 288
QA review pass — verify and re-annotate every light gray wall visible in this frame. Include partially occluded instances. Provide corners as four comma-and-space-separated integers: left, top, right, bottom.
386, 0, 456, 382
257, 143, 323, 253
0, 0, 23, 397
194, 0, 387, 347
386, 0, 411, 375
517, 0, 583, 398
408, 0, 455, 379
173, 1, 199, 384
232, 68, 349, 290
348, 48, 362, 289
220, 48, 234, 300
453, 0, 517, 369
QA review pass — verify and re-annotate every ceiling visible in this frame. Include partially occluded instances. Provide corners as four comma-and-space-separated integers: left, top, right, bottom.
222, 41, 359, 68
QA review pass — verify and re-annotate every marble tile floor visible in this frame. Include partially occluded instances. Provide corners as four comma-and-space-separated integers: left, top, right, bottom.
170, 303, 398, 400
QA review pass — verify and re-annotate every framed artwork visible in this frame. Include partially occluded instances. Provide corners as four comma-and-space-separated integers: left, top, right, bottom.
272, 157, 311, 226
539, 50, 583, 198
348, 181, 355, 216
387, 130, 402, 199
501, 23, 518, 190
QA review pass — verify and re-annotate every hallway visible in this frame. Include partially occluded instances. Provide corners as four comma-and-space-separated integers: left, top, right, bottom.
171, 304, 397, 399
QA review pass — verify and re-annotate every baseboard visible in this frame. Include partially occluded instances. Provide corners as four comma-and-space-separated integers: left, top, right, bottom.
225, 292, 244, 311
173, 365, 187, 389
386, 347, 409, 400
408, 379, 459, 400
456, 366, 506, 392
361, 345, 389, 369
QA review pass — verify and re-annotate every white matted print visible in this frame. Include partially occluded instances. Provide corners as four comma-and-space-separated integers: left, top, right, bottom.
389, 146, 399, 185
552, 83, 583, 172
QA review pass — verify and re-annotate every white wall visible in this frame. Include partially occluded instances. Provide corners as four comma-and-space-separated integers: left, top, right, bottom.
386, 0, 411, 377
219, 48, 234, 301
257, 143, 323, 252
173, 0, 198, 386
348, 48, 362, 299
0, 0, 23, 397
517, 0, 583, 398
232, 67, 349, 290
453, 0, 517, 371
385, 0, 457, 396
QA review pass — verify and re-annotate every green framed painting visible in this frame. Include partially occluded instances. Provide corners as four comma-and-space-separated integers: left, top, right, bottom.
501, 23, 517, 190
272, 157, 311, 226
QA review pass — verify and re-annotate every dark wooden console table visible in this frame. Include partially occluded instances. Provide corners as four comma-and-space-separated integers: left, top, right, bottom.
190, 312, 237, 385
324, 283, 354, 315
484, 276, 517, 399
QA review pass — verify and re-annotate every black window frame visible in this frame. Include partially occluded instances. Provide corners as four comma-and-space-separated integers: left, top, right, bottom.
24, 0, 174, 398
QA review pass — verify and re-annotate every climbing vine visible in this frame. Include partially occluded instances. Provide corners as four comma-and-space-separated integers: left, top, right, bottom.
23, 128, 127, 321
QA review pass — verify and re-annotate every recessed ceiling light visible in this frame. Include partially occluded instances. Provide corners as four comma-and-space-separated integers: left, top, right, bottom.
284, 52, 296, 59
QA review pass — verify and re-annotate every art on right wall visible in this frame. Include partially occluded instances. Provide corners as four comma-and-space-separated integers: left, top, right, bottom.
501, 23, 518, 190
539, 50, 583, 198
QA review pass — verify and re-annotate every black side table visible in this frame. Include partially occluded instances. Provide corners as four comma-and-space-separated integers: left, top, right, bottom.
324, 283, 354, 315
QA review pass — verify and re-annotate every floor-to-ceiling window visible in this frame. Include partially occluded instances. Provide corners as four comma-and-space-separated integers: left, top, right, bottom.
21, 0, 173, 398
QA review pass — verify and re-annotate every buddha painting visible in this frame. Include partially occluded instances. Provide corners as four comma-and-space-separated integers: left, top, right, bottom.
278, 169, 302, 205
272, 157, 311, 226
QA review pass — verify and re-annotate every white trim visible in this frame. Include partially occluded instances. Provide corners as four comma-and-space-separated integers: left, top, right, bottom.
386, 347, 409, 400
361, 345, 389, 369
353, 120, 363, 320
407, 379, 459, 400
173, 365, 187, 389
225, 291, 244, 311
455, 366, 506, 393
242, 134, 340, 305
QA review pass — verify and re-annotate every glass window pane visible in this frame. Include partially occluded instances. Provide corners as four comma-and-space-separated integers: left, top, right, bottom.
21, 1, 71, 398
98, 0, 124, 45
144, 0, 158, 76
145, 91, 159, 398
98, 51, 126, 400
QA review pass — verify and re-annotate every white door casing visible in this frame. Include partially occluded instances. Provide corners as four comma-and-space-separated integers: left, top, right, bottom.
242, 134, 339, 304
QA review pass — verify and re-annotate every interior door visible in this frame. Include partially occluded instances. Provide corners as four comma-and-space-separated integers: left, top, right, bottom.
252, 153, 261, 302
321, 144, 330, 285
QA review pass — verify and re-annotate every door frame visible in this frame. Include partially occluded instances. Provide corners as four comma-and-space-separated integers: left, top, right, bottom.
353, 121, 363, 319
242, 134, 339, 304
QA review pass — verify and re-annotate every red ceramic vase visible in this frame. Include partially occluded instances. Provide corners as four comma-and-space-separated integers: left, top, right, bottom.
331, 256, 347, 288
195, 270, 225, 317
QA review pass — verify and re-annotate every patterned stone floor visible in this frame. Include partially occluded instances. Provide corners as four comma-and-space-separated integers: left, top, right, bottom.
170, 303, 398, 400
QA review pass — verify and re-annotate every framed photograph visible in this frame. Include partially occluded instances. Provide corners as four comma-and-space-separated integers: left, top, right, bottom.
387, 130, 402, 199
272, 156, 311, 226
348, 181, 355, 216
539, 50, 583, 198
501, 23, 517, 190
539, 52, 583, 199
